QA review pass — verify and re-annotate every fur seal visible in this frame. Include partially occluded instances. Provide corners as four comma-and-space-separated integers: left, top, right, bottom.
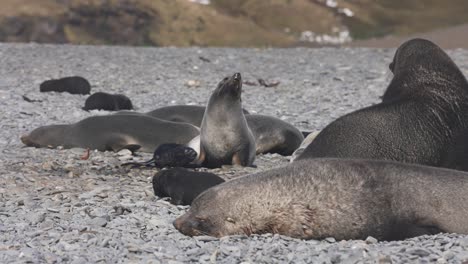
83, 92, 133, 111
296, 39, 468, 170
174, 158, 468, 241
153, 168, 225, 205
146, 105, 249, 127
40, 76, 91, 95
20, 114, 199, 152
122, 143, 198, 168
198, 73, 256, 168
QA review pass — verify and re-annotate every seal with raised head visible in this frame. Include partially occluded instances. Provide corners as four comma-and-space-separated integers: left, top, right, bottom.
147, 107, 303, 156
40, 76, 91, 95
83, 92, 133, 111
20, 114, 199, 152
198, 73, 256, 168
153, 168, 225, 205
174, 158, 468, 241
296, 39, 468, 170
146, 105, 250, 127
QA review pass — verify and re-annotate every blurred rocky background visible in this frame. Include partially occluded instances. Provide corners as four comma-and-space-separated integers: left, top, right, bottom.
1, 0, 468, 48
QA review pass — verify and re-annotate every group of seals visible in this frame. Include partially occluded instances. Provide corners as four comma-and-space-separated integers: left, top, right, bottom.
21, 114, 199, 152
173, 39, 468, 241
174, 158, 468, 241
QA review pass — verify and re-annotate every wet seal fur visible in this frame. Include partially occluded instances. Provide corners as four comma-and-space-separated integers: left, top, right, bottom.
40, 76, 91, 95
198, 73, 256, 168
21, 114, 199, 152
153, 168, 225, 205
83, 92, 133, 111
174, 158, 468, 241
296, 39, 468, 170
122, 143, 198, 168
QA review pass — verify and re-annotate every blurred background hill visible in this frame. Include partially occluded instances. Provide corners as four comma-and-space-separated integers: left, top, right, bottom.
1, 0, 468, 48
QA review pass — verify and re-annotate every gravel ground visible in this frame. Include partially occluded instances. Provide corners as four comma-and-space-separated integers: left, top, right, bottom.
2, 43, 468, 263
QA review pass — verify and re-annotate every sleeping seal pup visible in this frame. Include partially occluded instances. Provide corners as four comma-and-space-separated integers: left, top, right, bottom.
20, 114, 199, 152
83, 92, 133, 111
174, 158, 468, 241
40, 76, 91, 95
296, 39, 468, 170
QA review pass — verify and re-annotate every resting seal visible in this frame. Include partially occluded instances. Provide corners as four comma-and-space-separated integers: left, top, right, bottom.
198, 73, 256, 168
21, 114, 199, 152
174, 158, 468, 241
296, 39, 468, 170
153, 168, 225, 205
83, 92, 133, 111
146, 105, 249, 127
40, 76, 91, 95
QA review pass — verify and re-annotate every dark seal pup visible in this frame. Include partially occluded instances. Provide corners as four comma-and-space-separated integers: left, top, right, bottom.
40, 76, 91, 95
122, 143, 198, 169
153, 168, 225, 205
296, 39, 468, 170
174, 158, 468, 241
83, 92, 133, 111
20, 114, 199, 152
146, 105, 249, 127
198, 73, 256, 168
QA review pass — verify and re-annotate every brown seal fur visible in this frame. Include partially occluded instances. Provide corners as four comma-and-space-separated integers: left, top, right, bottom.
174, 158, 468, 241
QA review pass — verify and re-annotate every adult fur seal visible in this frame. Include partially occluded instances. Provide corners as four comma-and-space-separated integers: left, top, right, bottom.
174, 158, 468, 241
83, 92, 133, 111
296, 39, 468, 170
20, 114, 199, 152
40, 76, 91, 95
153, 168, 225, 205
198, 73, 256, 168
146, 105, 249, 127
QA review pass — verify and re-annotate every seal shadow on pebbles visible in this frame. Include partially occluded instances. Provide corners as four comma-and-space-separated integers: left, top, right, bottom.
20, 114, 199, 153
174, 158, 468, 241
40, 76, 91, 95
296, 38, 468, 170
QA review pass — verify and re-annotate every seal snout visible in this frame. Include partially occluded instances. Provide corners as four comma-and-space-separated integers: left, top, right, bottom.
233, 73, 241, 81
20, 134, 31, 145
173, 214, 193, 235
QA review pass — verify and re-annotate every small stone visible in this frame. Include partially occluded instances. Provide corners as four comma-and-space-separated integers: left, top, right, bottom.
324, 237, 336, 243
27, 212, 46, 224
407, 248, 430, 257
365, 236, 378, 244
185, 80, 201, 88
195, 236, 218, 242
89, 217, 108, 227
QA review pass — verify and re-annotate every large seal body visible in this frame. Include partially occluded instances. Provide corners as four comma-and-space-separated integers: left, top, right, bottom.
40, 76, 91, 95
297, 39, 468, 170
83, 92, 133, 111
153, 168, 225, 205
199, 73, 256, 168
146, 105, 249, 127
174, 158, 468, 241
21, 114, 199, 152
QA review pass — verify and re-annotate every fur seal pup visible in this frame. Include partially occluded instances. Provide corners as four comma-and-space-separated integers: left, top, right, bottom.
296, 39, 468, 170
146, 105, 249, 127
174, 158, 468, 241
20, 114, 199, 152
153, 168, 225, 205
198, 73, 256, 168
83, 92, 133, 111
40, 76, 91, 95
122, 143, 198, 168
